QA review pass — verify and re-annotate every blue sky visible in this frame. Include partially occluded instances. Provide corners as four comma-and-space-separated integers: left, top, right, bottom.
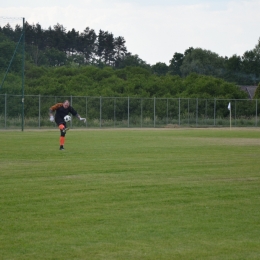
1, 0, 259, 65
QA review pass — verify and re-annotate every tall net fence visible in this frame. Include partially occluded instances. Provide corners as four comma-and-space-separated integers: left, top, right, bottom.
0, 95, 259, 129
0, 17, 25, 129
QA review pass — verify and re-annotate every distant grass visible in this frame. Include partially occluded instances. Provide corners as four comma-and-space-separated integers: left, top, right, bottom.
0, 115, 259, 129
0, 128, 260, 260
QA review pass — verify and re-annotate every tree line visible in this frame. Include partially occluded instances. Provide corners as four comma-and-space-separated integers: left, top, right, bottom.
0, 22, 134, 68
168, 46, 260, 86
0, 64, 248, 100
0, 21, 259, 98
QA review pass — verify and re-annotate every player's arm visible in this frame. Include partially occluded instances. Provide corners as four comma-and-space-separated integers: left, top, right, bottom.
75, 113, 86, 123
49, 107, 55, 122
70, 106, 86, 123
49, 108, 54, 117
49, 103, 63, 121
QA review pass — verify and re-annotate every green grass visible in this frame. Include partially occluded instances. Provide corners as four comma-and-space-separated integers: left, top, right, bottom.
0, 128, 260, 260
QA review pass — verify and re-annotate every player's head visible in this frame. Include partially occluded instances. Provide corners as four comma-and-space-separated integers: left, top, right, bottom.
63, 100, 70, 108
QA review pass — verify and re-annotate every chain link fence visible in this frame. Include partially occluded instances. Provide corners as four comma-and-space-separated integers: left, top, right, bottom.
0, 94, 259, 129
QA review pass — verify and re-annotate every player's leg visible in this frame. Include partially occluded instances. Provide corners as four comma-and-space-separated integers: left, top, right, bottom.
58, 123, 68, 150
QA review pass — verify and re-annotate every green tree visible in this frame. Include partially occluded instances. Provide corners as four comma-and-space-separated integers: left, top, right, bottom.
1, 23, 14, 40
225, 54, 242, 72
180, 48, 225, 77
66, 28, 79, 56
151, 62, 168, 76
241, 49, 260, 85
78, 27, 97, 64
253, 82, 260, 98
24, 23, 48, 66
45, 48, 67, 66
116, 54, 151, 70
0, 34, 21, 73
180, 73, 248, 99
43, 24, 67, 52
97, 30, 115, 65
114, 36, 128, 68
169, 52, 184, 76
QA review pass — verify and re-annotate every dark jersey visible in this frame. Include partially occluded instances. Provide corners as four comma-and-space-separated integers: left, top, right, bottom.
50, 103, 78, 125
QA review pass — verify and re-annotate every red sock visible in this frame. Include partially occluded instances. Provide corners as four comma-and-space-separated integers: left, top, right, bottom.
60, 136, 65, 146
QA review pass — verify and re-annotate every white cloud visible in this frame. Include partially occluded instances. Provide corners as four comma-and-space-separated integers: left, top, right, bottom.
0, 0, 260, 65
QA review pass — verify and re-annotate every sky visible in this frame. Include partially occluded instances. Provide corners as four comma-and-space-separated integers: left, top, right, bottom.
1, 0, 260, 65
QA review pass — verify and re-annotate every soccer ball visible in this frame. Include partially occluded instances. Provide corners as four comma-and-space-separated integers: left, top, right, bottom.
64, 115, 71, 122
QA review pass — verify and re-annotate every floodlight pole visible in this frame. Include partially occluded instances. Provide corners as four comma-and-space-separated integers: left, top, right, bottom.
21, 17, 25, 131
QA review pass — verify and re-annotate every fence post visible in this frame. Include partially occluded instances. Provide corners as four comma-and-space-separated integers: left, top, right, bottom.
21, 95, 24, 131
5, 93, 7, 129
70, 95, 73, 128
188, 98, 190, 126
179, 98, 181, 126
234, 100, 236, 126
166, 98, 168, 125
39, 94, 41, 128
128, 97, 130, 128
141, 98, 143, 128
256, 99, 258, 127
196, 98, 198, 127
86, 97, 88, 128
205, 99, 207, 125
154, 97, 156, 127
100, 96, 102, 128
214, 98, 216, 126
114, 98, 116, 128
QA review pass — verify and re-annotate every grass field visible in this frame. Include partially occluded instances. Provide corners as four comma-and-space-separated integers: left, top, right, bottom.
0, 128, 260, 260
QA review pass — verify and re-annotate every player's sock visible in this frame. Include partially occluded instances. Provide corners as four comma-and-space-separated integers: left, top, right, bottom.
60, 137, 65, 150
60, 136, 65, 146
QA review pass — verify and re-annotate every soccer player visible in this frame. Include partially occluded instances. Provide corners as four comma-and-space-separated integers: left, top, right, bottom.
49, 100, 86, 150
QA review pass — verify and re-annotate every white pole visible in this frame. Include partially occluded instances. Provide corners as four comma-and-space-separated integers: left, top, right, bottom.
230, 107, 231, 130
228, 102, 231, 130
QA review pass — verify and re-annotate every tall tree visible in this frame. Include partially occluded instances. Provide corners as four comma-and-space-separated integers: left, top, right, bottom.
104, 32, 115, 65
169, 52, 184, 76
180, 48, 225, 77
97, 30, 115, 65
44, 23, 67, 52
2, 23, 14, 40
225, 54, 242, 72
241, 41, 260, 84
78, 27, 97, 64
114, 36, 127, 67
66, 28, 79, 56
25, 23, 46, 66
222, 54, 255, 85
